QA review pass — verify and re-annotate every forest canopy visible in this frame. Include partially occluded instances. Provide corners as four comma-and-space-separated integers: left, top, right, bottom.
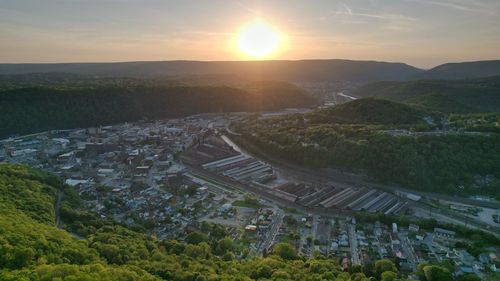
0, 76, 318, 137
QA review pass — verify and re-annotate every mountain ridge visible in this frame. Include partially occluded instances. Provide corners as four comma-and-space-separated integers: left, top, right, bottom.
417, 60, 500, 80
2, 59, 500, 82
0, 59, 423, 83
353, 76, 500, 113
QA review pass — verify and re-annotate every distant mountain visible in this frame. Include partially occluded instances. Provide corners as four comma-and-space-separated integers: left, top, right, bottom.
309, 98, 430, 125
418, 60, 500, 80
0, 59, 423, 83
353, 76, 500, 113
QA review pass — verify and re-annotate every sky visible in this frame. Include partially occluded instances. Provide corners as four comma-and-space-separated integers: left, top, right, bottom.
0, 0, 499, 68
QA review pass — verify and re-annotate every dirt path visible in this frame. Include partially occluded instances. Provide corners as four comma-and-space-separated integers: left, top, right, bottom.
55, 189, 63, 228
54, 189, 85, 240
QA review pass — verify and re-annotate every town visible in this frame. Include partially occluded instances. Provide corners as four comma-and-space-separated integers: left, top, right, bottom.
0, 112, 499, 280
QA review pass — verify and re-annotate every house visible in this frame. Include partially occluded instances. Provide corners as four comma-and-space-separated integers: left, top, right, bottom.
219, 203, 232, 213
415, 231, 425, 241
341, 257, 350, 272
456, 266, 474, 276
245, 225, 257, 232
409, 224, 420, 232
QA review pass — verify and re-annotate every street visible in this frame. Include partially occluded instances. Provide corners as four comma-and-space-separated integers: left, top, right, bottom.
349, 223, 360, 265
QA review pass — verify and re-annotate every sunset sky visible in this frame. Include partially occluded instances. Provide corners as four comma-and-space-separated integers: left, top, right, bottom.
1, 0, 499, 68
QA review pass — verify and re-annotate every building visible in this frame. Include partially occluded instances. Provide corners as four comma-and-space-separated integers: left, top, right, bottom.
409, 224, 420, 232
341, 257, 350, 272
219, 203, 232, 213
245, 225, 257, 232
433, 228, 455, 240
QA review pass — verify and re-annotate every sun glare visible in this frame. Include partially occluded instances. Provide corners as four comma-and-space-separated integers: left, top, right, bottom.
237, 21, 280, 59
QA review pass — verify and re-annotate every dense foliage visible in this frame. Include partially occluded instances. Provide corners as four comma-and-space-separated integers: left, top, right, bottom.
237, 99, 500, 196
353, 76, 500, 113
0, 77, 318, 137
308, 98, 431, 125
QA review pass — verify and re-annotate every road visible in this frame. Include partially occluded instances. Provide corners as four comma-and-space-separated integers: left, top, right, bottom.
310, 215, 319, 257
348, 223, 360, 265
258, 208, 284, 256
229, 134, 500, 209
55, 189, 63, 228
224, 134, 500, 236
54, 189, 85, 240
190, 166, 358, 220
398, 232, 418, 270
191, 164, 500, 239
337, 93, 358, 100
412, 206, 499, 237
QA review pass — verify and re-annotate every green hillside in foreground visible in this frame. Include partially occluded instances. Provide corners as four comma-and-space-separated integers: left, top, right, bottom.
2, 163, 493, 280
353, 76, 500, 113
0, 78, 318, 138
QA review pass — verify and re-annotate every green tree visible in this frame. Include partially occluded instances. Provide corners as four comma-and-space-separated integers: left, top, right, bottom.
215, 237, 234, 255
185, 232, 208, 245
184, 242, 211, 259
374, 259, 397, 279
381, 271, 398, 281
423, 265, 453, 281
458, 273, 481, 281
273, 243, 298, 260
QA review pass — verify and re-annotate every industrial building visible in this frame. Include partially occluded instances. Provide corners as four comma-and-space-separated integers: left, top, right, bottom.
194, 136, 408, 216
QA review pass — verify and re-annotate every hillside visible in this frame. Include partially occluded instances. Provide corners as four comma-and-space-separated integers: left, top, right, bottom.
0, 163, 470, 281
308, 98, 431, 125
238, 99, 500, 196
418, 60, 500, 80
353, 76, 500, 113
0, 59, 423, 83
0, 79, 318, 137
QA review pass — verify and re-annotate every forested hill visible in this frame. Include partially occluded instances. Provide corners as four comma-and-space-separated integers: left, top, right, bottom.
417, 60, 500, 80
353, 76, 500, 113
0, 79, 318, 138
0, 163, 466, 280
0, 59, 423, 83
308, 98, 431, 125
238, 98, 500, 196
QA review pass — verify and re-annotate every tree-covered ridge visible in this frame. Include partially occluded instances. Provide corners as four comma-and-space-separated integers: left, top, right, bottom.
0, 59, 423, 82
0, 78, 318, 138
308, 98, 433, 125
1, 163, 477, 280
353, 76, 500, 113
0, 164, 61, 223
0, 165, 101, 270
237, 100, 500, 196
417, 60, 500, 80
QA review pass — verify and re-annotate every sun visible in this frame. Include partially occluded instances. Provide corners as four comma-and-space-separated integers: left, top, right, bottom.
237, 21, 281, 59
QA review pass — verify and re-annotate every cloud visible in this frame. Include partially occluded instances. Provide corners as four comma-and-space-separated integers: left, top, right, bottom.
342, 4, 352, 16
404, 0, 500, 15
333, 2, 417, 21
